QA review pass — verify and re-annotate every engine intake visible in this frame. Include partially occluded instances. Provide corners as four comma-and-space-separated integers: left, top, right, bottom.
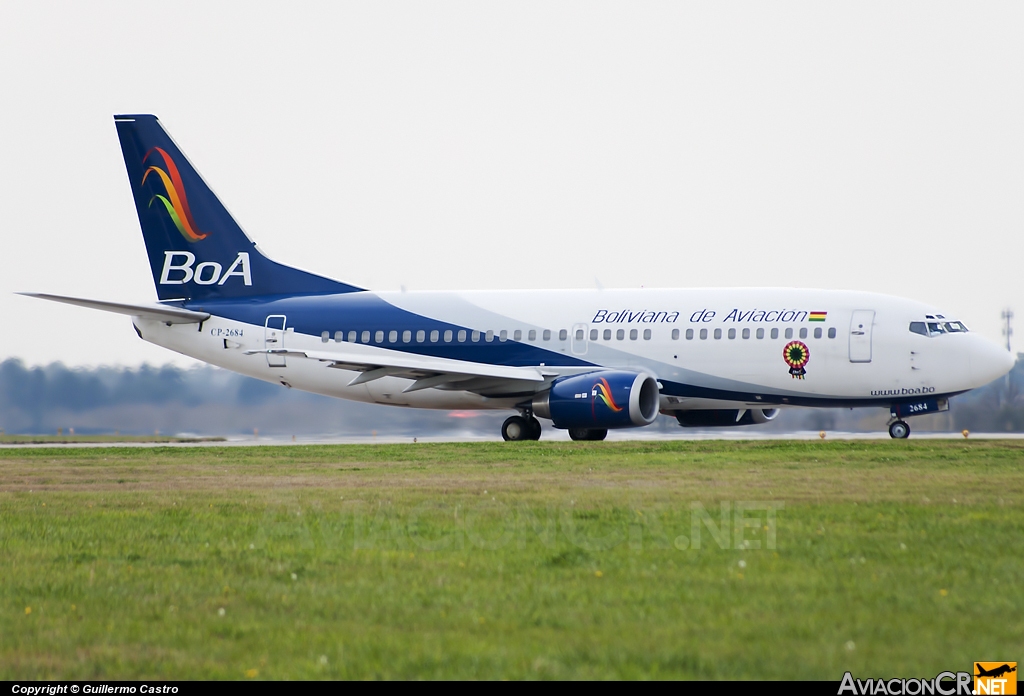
533, 370, 660, 430
675, 408, 780, 427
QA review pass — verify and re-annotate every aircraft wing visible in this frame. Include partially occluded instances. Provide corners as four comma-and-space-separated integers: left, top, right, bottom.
18, 293, 211, 324
247, 347, 559, 394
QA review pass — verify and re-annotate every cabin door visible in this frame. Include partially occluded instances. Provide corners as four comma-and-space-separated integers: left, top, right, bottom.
849, 310, 875, 363
265, 315, 288, 367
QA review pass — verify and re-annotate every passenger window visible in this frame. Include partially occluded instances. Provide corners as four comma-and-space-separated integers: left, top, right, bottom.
575, 329, 584, 340
756, 328, 764, 339
500, 330, 508, 342
335, 331, 344, 342
630, 329, 638, 340
616, 329, 625, 340
813, 327, 822, 339
559, 329, 567, 341
444, 330, 453, 342
671, 329, 680, 340
402, 330, 412, 343
348, 330, 357, 342
728, 328, 736, 339
828, 327, 837, 339
416, 330, 426, 343
458, 330, 467, 342
430, 330, 439, 342
799, 328, 808, 339
699, 328, 708, 340
361, 330, 370, 343
321, 331, 329, 343
486, 330, 495, 342
528, 329, 536, 341
770, 328, 779, 340
604, 329, 612, 340
742, 328, 750, 339
643, 329, 652, 340
543, 329, 551, 341
686, 328, 694, 340
513, 329, 521, 341
785, 328, 793, 339
589, 329, 598, 340
375, 330, 384, 343
389, 330, 398, 343
714, 328, 722, 340
472, 330, 480, 342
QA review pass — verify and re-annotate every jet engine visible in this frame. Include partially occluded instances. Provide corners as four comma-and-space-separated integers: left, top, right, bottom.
674, 408, 780, 427
533, 370, 660, 430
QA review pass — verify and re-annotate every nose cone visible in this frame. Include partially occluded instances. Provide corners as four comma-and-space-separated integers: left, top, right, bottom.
970, 336, 1016, 386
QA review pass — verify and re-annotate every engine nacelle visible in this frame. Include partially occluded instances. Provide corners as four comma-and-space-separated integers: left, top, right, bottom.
674, 408, 780, 427
533, 370, 660, 430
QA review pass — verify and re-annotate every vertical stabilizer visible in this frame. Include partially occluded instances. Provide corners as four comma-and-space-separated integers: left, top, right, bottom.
114, 114, 361, 301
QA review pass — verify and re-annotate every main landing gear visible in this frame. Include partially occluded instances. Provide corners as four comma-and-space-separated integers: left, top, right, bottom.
502, 414, 542, 441
888, 420, 911, 439
568, 428, 608, 441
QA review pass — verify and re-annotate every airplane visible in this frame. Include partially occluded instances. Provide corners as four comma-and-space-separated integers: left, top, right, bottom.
21, 114, 1015, 441
976, 664, 1016, 679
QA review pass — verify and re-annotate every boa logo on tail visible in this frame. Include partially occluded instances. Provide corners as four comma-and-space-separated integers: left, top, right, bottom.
592, 377, 624, 413
142, 147, 209, 242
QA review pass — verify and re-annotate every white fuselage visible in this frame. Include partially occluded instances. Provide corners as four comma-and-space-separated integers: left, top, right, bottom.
134, 286, 1013, 417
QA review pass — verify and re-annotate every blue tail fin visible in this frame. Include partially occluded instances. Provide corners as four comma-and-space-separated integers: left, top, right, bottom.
114, 114, 361, 302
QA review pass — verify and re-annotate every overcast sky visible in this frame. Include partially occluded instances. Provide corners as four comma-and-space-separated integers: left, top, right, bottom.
2, 1, 1022, 367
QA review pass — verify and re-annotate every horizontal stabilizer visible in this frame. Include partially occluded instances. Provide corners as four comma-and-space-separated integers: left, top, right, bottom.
18, 293, 210, 324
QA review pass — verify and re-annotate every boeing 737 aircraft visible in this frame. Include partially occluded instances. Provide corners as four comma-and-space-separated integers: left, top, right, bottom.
22, 115, 1015, 440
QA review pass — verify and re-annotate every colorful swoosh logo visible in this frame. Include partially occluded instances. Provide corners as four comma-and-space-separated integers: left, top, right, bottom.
593, 377, 624, 412
142, 147, 208, 242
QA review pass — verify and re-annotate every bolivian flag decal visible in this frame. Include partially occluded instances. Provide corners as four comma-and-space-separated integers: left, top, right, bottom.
783, 341, 810, 379
808, 311, 827, 322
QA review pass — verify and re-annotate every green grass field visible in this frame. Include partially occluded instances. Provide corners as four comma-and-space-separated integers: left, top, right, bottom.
0, 440, 1021, 679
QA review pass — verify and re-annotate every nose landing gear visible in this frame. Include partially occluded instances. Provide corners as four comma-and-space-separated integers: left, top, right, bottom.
888, 420, 911, 439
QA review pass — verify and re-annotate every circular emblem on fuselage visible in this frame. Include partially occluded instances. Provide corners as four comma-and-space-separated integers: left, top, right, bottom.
783, 341, 809, 379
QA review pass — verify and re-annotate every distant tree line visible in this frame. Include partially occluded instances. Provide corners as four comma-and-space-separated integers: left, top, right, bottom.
1, 357, 1021, 436
0, 358, 494, 437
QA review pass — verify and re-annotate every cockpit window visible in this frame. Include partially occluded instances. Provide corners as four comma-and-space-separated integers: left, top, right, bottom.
911, 319, 968, 336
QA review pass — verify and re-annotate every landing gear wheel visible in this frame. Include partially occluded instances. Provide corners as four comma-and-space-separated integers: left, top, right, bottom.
889, 420, 911, 439
568, 428, 608, 441
526, 417, 542, 441
502, 415, 530, 441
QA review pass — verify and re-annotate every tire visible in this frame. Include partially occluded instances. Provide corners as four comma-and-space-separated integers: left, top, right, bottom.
568, 428, 608, 441
502, 415, 530, 441
527, 417, 542, 440
888, 420, 911, 439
